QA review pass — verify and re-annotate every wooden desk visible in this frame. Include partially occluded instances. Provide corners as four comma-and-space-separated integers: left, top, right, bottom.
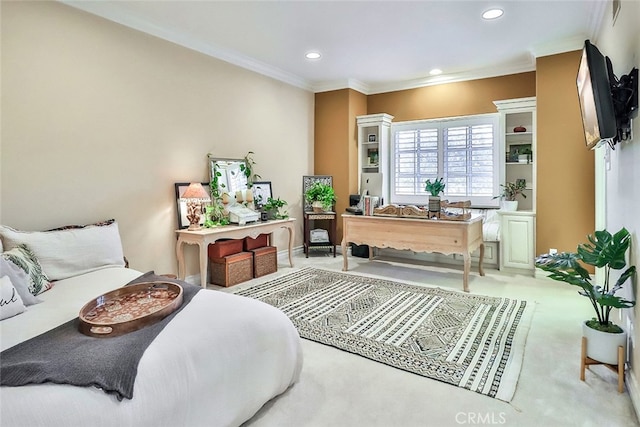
176, 218, 296, 288
341, 214, 484, 292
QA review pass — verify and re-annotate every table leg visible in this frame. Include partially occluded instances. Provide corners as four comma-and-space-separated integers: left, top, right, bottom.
341, 238, 348, 271
198, 242, 208, 289
286, 224, 295, 267
478, 243, 485, 277
176, 238, 186, 280
463, 253, 470, 293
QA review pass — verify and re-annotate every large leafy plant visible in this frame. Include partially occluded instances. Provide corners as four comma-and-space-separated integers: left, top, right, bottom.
535, 228, 636, 333
305, 182, 336, 210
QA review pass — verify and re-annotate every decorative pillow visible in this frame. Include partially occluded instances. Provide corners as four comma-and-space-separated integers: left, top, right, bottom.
0, 258, 41, 305
1, 245, 53, 295
0, 220, 125, 281
0, 276, 27, 320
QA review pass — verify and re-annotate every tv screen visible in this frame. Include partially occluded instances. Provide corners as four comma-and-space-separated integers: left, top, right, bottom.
576, 40, 617, 149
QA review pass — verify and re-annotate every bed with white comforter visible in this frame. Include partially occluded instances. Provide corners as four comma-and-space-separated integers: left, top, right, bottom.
0, 222, 302, 427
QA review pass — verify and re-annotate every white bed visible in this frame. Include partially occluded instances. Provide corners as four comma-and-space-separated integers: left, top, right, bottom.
1, 262, 302, 426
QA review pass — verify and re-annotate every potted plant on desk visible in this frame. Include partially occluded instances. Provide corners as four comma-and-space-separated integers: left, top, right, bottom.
305, 182, 336, 212
424, 177, 445, 214
262, 197, 288, 220
535, 228, 636, 366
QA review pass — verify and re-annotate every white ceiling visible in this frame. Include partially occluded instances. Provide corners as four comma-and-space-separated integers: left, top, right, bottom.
63, 0, 608, 94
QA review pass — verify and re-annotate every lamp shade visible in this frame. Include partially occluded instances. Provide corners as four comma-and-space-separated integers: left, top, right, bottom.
181, 183, 211, 201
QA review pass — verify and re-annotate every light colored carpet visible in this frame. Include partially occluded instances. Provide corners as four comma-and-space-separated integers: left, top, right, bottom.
220, 251, 638, 427
235, 267, 533, 402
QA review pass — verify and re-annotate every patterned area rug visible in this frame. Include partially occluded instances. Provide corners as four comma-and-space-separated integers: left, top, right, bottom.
235, 267, 533, 402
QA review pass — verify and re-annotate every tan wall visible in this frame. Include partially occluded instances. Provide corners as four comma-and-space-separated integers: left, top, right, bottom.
367, 73, 536, 120
536, 52, 595, 256
1, 1, 314, 279
314, 89, 367, 237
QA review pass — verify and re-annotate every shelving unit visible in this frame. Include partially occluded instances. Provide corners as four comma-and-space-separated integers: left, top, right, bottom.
356, 113, 394, 199
494, 97, 536, 212
494, 97, 536, 274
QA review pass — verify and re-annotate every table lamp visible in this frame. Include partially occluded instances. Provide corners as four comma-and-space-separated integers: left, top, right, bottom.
181, 183, 211, 231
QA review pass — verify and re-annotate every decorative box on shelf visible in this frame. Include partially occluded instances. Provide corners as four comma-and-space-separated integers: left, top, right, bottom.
210, 252, 254, 287
251, 246, 277, 278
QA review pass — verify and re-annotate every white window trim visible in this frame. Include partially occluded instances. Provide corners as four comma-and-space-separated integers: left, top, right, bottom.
389, 113, 501, 208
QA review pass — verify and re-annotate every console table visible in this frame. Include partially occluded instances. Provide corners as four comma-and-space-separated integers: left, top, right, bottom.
176, 218, 296, 288
341, 214, 484, 292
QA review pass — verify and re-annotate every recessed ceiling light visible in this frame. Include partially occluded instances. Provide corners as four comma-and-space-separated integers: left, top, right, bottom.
482, 8, 504, 20
305, 51, 321, 60
429, 68, 443, 76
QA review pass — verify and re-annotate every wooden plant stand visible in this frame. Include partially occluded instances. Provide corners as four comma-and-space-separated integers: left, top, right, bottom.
580, 336, 625, 393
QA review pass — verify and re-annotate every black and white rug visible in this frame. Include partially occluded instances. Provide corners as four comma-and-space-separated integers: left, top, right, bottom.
235, 267, 533, 401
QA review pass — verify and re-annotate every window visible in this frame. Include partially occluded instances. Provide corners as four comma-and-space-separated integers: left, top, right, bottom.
390, 114, 500, 207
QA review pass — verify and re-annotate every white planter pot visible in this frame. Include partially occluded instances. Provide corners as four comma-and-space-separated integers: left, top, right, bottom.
501, 200, 518, 211
312, 201, 325, 213
582, 321, 627, 365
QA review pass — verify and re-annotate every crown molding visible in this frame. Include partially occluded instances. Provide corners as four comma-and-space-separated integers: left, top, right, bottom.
61, 0, 607, 96
61, 1, 314, 92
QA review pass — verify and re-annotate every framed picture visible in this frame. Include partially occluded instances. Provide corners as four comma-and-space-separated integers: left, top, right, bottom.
302, 175, 332, 212
174, 182, 211, 229
507, 143, 532, 163
368, 134, 376, 142
252, 181, 272, 208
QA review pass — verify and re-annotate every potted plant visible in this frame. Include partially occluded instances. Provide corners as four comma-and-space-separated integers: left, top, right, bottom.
305, 182, 336, 212
424, 177, 445, 213
494, 180, 526, 211
535, 228, 636, 365
262, 197, 288, 220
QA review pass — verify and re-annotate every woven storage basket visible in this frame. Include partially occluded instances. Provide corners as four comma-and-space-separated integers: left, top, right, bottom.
210, 252, 253, 287
251, 246, 277, 278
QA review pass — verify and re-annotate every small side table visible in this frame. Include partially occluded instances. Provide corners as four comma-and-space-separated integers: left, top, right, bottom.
303, 211, 337, 258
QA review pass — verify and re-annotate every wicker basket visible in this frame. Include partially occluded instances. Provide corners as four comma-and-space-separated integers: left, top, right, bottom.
210, 252, 253, 287
251, 246, 277, 278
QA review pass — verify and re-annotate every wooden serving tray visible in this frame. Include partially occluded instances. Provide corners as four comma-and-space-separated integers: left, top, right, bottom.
78, 281, 183, 338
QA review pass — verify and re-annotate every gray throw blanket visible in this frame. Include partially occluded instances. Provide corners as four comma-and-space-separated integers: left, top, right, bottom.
0, 271, 201, 400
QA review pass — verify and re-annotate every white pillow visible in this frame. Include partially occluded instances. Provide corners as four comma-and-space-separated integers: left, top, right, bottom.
0, 221, 125, 281
2, 245, 53, 295
0, 276, 26, 320
0, 258, 41, 305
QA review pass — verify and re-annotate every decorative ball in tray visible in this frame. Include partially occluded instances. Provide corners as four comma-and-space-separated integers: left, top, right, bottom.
78, 281, 183, 338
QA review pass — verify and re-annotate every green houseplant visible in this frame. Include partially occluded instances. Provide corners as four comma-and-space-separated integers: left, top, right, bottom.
535, 227, 636, 364
262, 197, 288, 220
305, 182, 336, 212
494, 180, 527, 210
424, 177, 445, 213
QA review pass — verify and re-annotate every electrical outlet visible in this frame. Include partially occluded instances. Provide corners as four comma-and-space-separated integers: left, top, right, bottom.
549, 248, 558, 254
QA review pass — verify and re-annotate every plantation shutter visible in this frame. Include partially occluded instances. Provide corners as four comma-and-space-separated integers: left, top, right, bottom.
390, 114, 499, 206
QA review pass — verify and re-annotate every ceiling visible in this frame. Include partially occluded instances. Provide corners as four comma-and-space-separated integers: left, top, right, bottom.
63, 0, 608, 94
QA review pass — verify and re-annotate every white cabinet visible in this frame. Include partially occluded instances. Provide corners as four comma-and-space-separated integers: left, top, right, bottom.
499, 211, 536, 272
493, 97, 536, 212
356, 113, 394, 201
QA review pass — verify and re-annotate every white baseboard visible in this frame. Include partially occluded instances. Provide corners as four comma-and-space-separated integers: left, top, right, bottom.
626, 368, 640, 420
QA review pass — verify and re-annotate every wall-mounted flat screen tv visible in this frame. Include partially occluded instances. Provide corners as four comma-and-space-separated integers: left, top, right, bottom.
576, 40, 617, 149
